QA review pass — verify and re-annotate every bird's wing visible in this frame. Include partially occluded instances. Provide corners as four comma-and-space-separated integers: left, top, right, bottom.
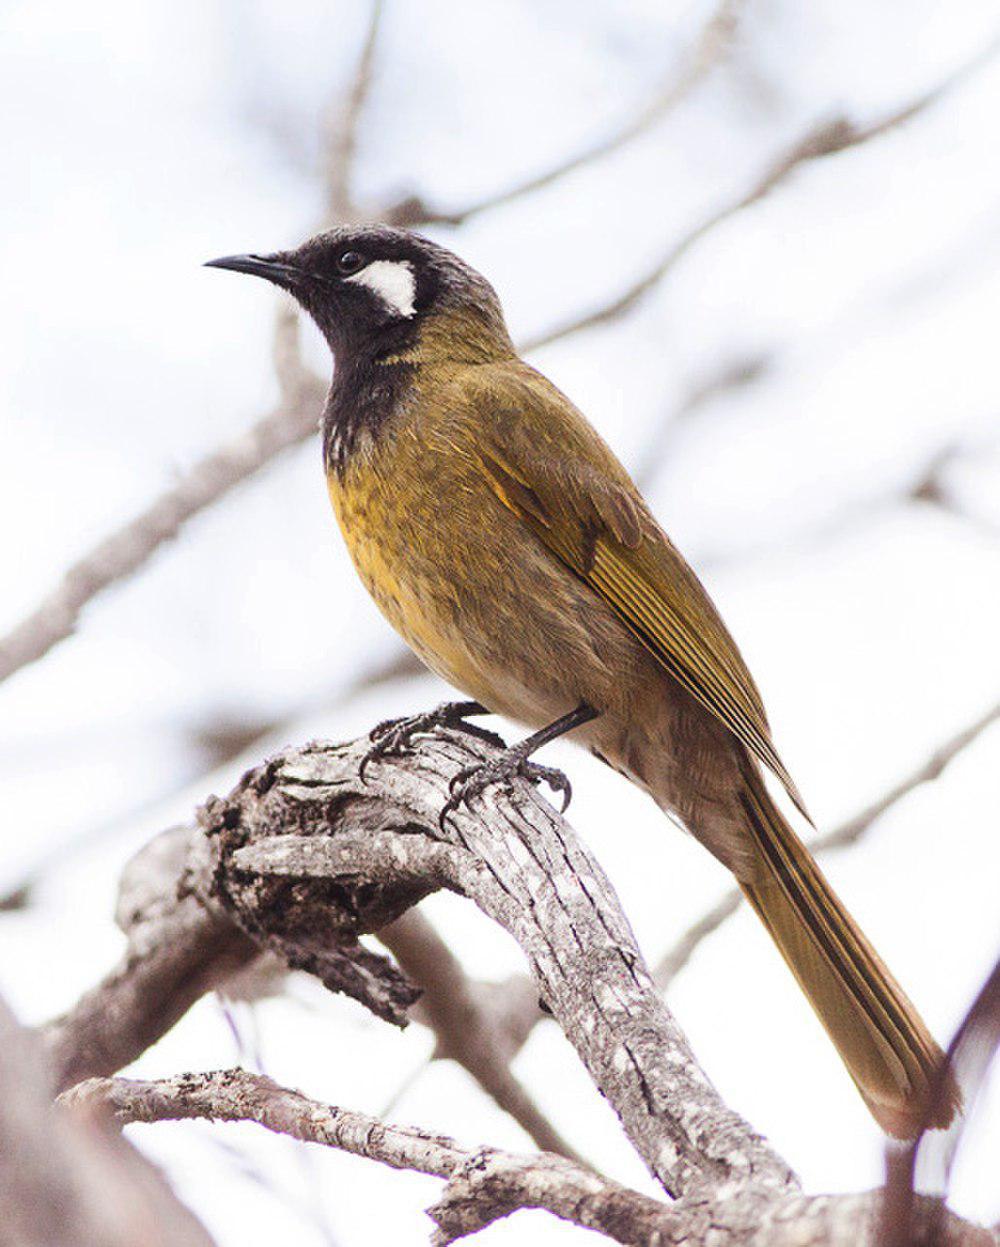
468, 369, 809, 820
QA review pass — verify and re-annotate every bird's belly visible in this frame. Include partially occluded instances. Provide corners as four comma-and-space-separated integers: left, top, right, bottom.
328, 465, 625, 725
328, 469, 522, 706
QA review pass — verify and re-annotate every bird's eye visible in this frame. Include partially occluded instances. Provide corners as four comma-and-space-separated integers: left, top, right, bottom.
337, 250, 366, 275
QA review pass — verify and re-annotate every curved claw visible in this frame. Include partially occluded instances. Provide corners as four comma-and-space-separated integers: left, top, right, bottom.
361, 714, 429, 783
448, 765, 476, 796
439, 795, 461, 831
526, 762, 572, 812
361, 702, 497, 785
439, 751, 574, 828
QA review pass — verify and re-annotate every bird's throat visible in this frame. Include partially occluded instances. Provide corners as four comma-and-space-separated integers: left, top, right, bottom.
322, 353, 417, 474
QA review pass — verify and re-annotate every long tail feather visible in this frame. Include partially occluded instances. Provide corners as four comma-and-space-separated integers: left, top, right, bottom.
739, 768, 960, 1137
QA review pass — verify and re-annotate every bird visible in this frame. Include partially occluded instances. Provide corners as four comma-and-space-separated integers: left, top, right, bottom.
207, 225, 957, 1137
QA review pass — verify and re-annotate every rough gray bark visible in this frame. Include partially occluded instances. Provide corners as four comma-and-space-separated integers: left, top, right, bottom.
62, 1069, 993, 1247
62, 1069, 678, 1247
196, 728, 793, 1200
40, 820, 418, 1094
37, 723, 996, 1245
42, 820, 571, 1159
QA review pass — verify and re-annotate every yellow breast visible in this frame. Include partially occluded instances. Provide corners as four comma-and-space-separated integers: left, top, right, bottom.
326, 430, 490, 695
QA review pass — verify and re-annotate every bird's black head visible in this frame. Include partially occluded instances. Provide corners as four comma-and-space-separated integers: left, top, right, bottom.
206, 225, 511, 363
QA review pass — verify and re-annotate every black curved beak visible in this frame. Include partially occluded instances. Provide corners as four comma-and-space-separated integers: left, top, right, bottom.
204, 253, 307, 291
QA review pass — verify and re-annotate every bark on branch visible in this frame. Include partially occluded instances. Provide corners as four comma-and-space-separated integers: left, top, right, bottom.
61, 1068, 993, 1247
41, 724, 791, 1196
193, 727, 793, 1199
377, 908, 577, 1162
37, 722, 997, 1245
62, 1068, 679, 1247
41, 819, 571, 1162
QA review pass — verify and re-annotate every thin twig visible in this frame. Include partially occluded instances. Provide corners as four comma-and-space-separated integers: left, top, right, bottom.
655, 699, 1000, 989
909, 437, 1000, 542
61, 1069, 995, 1247
0, 382, 324, 688
321, 0, 385, 225
523, 37, 1000, 354
814, 700, 1000, 852
62, 1069, 680, 1247
385, 0, 742, 228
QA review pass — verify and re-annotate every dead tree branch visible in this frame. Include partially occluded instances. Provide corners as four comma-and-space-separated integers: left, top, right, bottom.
62, 1069, 994, 1247
40, 818, 570, 1165
194, 727, 793, 1199
377, 909, 573, 1161
62, 1069, 679, 1247
41, 815, 418, 1098
43, 726, 791, 1197
34, 724, 999, 1245
42, 871, 258, 1094
655, 697, 1000, 989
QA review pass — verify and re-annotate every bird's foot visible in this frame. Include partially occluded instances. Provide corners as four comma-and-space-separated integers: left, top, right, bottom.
360, 700, 503, 782
440, 744, 572, 828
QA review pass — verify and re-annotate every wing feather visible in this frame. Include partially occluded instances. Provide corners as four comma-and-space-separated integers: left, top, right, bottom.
471, 376, 809, 821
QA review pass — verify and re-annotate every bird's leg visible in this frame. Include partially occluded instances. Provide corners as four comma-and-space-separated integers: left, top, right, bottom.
361, 700, 504, 781
440, 702, 598, 827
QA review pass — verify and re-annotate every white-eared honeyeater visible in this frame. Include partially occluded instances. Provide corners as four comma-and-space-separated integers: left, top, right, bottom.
207, 226, 957, 1137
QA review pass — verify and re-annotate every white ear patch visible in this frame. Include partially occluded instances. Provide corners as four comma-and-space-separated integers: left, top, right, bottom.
346, 259, 417, 318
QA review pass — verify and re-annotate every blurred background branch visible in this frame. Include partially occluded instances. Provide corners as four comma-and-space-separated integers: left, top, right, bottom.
654, 696, 1000, 989
522, 34, 1000, 354
1, 993, 217, 1247
386, 0, 744, 228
